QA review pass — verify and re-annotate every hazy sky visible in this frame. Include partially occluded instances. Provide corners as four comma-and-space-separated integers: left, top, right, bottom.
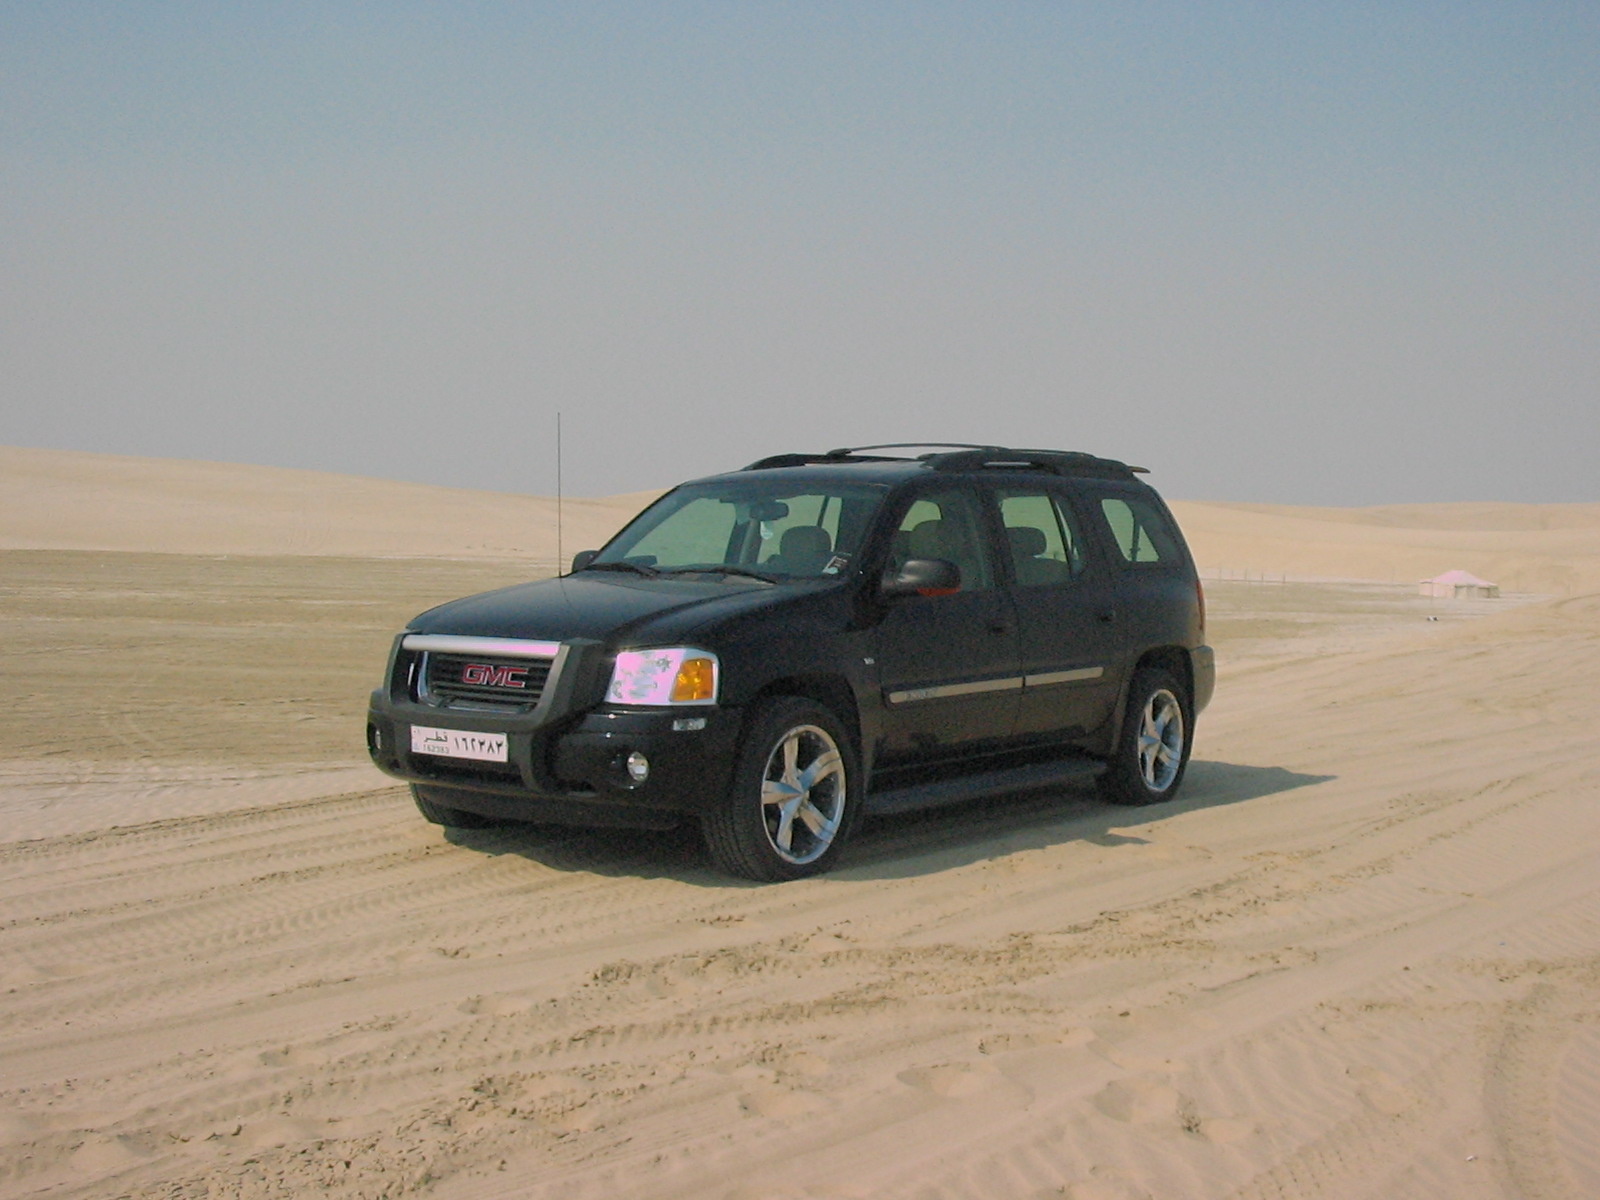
4, 3, 1596, 503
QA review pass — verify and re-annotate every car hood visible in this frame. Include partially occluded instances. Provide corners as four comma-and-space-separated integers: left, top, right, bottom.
408, 572, 825, 647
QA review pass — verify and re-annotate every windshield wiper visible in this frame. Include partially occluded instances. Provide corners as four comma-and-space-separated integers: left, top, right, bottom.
659, 565, 779, 584
583, 560, 661, 577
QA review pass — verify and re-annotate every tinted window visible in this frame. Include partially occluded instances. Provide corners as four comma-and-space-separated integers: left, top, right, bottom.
997, 490, 1083, 586
1099, 496, 1180, 565
888, 488, 994, 591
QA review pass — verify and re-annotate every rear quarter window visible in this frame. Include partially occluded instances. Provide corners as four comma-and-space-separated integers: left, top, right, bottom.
1097, 495, 1181, 566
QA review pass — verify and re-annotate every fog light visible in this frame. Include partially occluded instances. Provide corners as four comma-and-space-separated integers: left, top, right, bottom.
625, 751, 650, 784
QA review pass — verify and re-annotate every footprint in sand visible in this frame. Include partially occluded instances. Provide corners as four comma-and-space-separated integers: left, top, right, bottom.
1091, 1077, 1195, 1127
257, 1044, 331, 1068
1059, 1173, 1153, 1200
239, 1115, 330, 1150
719, 1185, 811, 1200
1096, 1047, 1187, 1073
0, 1112, 52, 1142
69, 1134, 156, 1174
459, 992, 537, 1016
773, 1049, 831, 1078
1348, 1064, 1418, 1116
738, 1085, 828, 1118
979, 1027, 1096, 1055
897, 1062, 1002, 1097
1197, 1116, 1258, 1143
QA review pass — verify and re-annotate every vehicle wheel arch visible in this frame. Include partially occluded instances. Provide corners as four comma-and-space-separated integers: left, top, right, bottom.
1107, 646, 1193, 751
746, 673, 863, 756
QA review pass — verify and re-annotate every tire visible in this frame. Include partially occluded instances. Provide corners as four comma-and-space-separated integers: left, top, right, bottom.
411, 784, 502, 830
702, 697, 861, 882
1097, 667, 1192, 807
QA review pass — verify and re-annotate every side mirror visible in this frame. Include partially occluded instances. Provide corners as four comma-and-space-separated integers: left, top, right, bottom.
882, 558, 961, 598
569, 549, 598, 573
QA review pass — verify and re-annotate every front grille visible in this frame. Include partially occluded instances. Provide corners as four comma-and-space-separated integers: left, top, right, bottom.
421, 652, 552, 708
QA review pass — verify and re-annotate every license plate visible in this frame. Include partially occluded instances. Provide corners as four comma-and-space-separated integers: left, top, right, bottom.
410, 725, 508, 763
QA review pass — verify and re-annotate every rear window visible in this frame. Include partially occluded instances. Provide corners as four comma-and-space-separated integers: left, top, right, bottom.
1098, 496, 1180, 566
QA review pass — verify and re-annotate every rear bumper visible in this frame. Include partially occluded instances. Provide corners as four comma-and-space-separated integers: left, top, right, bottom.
367, 695, 743, 825
1190, 645, 1216, 714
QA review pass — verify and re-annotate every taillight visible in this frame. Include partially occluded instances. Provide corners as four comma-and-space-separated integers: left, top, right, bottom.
1195, 577, 1206, 634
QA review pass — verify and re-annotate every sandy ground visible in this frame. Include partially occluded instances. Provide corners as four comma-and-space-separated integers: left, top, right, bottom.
2, 447, 1598, 1200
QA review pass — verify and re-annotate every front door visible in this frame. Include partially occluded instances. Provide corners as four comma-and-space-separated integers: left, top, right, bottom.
872, 486, 1020, 769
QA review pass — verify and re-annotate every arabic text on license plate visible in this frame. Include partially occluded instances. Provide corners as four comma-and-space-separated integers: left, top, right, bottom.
410, 725, 508, 763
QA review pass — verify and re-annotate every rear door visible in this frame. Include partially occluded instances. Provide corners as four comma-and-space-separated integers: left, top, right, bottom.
1083, 485, 1198, 675
871, 484, 1021, 769
995, 483, 1123, 743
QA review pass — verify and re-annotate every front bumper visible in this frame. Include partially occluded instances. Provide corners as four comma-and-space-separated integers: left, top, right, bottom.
366, 696, 744, 825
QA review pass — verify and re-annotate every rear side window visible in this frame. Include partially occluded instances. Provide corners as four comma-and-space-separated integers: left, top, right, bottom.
1099, 496, 1180, 566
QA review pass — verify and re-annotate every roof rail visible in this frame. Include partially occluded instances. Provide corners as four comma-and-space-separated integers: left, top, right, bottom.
741, 451, 862, 471
923, 448, 1147, 477
823, 442, 1001, 457
742, 445, 1147, 478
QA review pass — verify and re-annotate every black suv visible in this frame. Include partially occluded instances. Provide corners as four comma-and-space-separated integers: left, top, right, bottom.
367, 445, 1214, 880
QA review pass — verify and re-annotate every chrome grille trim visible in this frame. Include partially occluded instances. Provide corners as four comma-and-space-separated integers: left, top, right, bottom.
403, 634, 561, 659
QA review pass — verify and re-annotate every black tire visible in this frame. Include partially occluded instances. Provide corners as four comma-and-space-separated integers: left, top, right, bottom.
702, 697, 861, 882
1097, 666, 1192, 807
411, 784, 501, 829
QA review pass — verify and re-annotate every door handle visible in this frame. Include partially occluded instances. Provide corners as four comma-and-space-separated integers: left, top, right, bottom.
988, 621, 1011, 635
1098, 609, 1117, 623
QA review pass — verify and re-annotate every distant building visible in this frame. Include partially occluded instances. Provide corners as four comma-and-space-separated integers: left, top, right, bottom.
1419, 569, 1500, 599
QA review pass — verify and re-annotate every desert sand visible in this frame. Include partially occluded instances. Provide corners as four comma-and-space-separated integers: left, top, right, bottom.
2, 445, 1597, 1200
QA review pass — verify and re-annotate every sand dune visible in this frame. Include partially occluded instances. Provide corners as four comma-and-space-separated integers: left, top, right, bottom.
0, 445, 656, 566
1, 447, 1597, 1199
1170, 500, 1600, 595
6, 443, 1599, 593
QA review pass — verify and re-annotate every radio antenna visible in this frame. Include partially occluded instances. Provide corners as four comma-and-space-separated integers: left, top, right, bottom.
555, 411, 563, 576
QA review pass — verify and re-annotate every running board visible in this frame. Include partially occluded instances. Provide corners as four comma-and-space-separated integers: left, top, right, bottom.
865, 757, 1103, 816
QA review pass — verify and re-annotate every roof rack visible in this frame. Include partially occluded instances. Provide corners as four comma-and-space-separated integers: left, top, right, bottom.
741, 444, 994, 471
825, 442, 1000, 457
743, 444, 1146, 478
922, 448, 1148, 477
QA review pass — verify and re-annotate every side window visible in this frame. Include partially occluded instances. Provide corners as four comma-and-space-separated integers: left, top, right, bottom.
1099, 496, 1179, 566
997, 490, 1083, 586
889, 488, 994, 591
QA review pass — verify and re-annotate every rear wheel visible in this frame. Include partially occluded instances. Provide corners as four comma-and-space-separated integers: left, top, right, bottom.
1097, 667, 1192, 806
411, 784, 502, 829
703, 697, 860, 881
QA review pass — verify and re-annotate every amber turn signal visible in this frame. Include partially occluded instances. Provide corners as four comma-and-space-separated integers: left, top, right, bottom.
671, 656, 717, 703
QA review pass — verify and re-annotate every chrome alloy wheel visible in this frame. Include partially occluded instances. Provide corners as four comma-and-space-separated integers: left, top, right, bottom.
759, 724, 847, 865
1137, 688, 1186, 793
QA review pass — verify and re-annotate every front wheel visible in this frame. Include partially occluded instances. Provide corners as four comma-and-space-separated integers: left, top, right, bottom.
703, 697, 861, 881
1097, 667, 1192, 806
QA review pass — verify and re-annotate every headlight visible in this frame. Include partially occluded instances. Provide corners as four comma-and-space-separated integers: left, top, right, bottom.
606, 648, 720, 706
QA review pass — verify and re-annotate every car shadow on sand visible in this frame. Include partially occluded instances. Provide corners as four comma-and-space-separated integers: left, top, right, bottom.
836, 759, 1333, 880
443, 759, 1334, 885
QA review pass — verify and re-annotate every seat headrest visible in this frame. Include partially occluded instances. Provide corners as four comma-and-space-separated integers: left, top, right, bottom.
1007, 526, 1047, 557
779, 525, 831, 558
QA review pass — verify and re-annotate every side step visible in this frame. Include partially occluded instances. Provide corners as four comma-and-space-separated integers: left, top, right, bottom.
865, 757, 1103, 816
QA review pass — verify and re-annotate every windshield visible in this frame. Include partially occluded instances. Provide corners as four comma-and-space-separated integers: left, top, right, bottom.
593, 479, 886, 580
